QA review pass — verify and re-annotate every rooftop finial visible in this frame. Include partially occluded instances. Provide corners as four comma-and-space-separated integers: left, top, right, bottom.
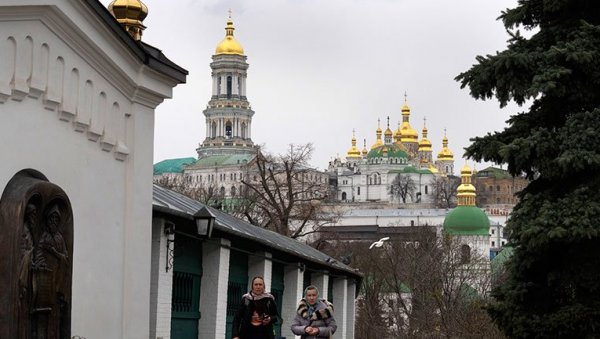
108, 0, 148, 41
228, 8, 232, 19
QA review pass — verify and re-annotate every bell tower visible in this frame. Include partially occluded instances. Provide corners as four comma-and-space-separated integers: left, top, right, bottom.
197, 14, 256, 157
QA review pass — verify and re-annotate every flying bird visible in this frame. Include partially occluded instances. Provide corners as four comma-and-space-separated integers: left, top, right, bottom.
369, 237, 390, 249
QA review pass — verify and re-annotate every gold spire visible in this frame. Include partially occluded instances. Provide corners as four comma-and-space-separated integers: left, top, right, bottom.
418, 117, 432, 152
384, 116, 393, 137
457, 163, 476, 206
215, 11, 245, 55
400, 94, 418, 143
108, 0, 148, 41
437, 129, 454, 160
362, 139, 368, 156
346, 129, 362, 158
371, 118, 383, 149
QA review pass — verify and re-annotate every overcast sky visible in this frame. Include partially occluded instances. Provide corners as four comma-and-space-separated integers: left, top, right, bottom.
101, 0, 522, 172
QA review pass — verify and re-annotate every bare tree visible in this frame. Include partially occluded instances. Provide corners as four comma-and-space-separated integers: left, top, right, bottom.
240, 143, 330, 238
431, 175, 460, 208
390, 174, 417, 203
323, 229, 503, 339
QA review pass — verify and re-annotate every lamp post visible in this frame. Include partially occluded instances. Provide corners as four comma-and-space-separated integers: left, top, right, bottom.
194, 206, 216, 238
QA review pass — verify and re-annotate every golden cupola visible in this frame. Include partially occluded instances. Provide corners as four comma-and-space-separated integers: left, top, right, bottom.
384, 117, 394, 144
371, 119, 384, 149
394, 121, 402, 143
362, 139, 368, 156
215, 16, 245, 55
346, 131, 362, 159
108, 0, 148, 41
457, 164, 477, 206
437, 131, 454, 160
418, 118, 432, 152
400, 101, 419, 143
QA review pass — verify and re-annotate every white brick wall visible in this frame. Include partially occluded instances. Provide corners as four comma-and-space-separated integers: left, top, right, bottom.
198, 238, 231, 339
332, 277, 348, 339
311, 273, 329, 301
248, 251, 273, 292
149, 218, 174, 339
346, 281, 357, 339
282, 265, 304, 339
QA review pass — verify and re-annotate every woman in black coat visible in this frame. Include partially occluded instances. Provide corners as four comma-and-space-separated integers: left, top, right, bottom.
232, 276, 279, 339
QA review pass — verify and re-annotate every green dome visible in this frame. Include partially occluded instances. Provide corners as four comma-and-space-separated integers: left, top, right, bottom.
443, 206, 490, 236
367, 144, 408, 159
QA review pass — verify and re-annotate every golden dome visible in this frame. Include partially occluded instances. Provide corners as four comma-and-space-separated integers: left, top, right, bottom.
400, 100, 418, 143
346, 131, 362, 158
418, 119, 432, 152
394, 121, 402, 142
457, 163, 476, 206
362, 139, 368, 156
108, 0, 148, 41
215, 18, 245, 55
429, 164, 439, 174
371, 119, 383, 149
437, 132, 454, 160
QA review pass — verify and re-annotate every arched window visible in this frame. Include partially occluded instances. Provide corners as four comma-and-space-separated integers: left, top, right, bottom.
220, 186, 225, 196
342, 192, 347, 201
226, 76, 232, 98
225, 121, 232, 139
460, 244, 471, 264
425, 185, 428, 194
231, 186, 237, 197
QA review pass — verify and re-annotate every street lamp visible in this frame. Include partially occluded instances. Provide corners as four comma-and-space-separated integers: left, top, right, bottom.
194, 206, 216, 238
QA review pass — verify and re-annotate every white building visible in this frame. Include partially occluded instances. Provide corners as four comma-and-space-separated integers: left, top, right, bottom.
0, 0, 186, 338
151, 185, 361, 339
328, 107, 456, 205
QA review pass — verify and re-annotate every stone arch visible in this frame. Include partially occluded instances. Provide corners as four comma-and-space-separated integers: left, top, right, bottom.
0, 169, 73, 339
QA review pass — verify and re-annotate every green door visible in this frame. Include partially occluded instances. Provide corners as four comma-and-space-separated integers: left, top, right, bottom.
171, 236, 203, 339
226, 251, 248, 339
271, 263, 285, 338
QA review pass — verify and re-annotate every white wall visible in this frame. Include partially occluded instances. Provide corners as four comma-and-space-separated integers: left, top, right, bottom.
0, 2, 179, 338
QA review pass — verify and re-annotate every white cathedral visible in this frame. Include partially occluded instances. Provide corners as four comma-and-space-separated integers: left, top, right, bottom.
327, 100, 455, 204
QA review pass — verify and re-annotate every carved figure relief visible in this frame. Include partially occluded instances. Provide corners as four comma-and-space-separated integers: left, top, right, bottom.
0, 170, 73, 339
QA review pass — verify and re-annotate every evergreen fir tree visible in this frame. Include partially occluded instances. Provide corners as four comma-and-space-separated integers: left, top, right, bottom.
456, 0, 600, 337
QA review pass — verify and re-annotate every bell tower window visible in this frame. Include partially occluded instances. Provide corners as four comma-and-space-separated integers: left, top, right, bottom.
227, 76, 232, 98
225, 121, 232, 139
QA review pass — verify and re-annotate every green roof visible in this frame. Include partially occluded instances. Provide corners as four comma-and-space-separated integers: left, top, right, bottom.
153, 157, 196, 175
367, 144, 408, 159
443, 206, 490, 236
475, 166, 512, 179
390, 166, 433, 175
186, 154, 255, 168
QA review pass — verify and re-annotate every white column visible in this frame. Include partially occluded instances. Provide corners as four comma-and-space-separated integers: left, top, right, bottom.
311, 273, 329, 301
232, 75, 239, 95
346, 280, 357, 339
332, 277, 348, 339
198, 238, 231, 339
149, 218, 174, 339
248, 252, 273, 292
282, 265, 304, 339
206, 120, 210, 138
220, 75, 227, 95
212, 75, 218, 96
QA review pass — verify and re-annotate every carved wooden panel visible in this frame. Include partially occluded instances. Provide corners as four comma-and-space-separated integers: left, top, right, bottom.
0, 170, 73, 339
